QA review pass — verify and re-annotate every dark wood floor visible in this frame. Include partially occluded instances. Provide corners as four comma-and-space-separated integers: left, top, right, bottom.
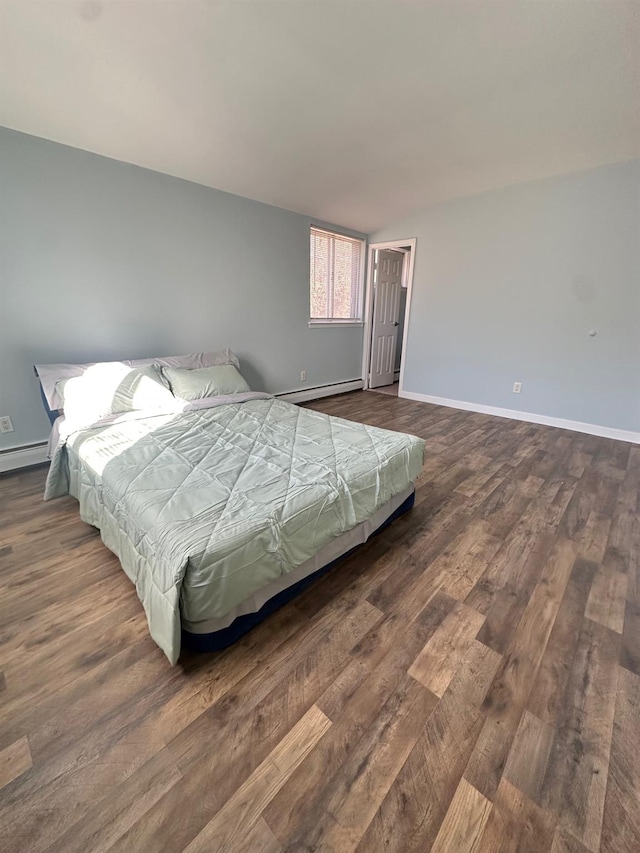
1, 391, 639, 853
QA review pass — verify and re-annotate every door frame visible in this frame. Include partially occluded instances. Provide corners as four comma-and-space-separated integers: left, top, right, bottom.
361, 238, 417, 393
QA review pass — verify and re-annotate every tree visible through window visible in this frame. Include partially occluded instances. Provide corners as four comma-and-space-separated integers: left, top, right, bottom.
310, 227, 364, 323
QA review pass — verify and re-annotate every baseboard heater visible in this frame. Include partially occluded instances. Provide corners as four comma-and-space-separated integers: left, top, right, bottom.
275, 379, 363, 405
0, 442, 49, 474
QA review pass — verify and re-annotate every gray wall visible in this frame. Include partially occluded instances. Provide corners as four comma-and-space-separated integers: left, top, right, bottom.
0, 128, 365, 449
373, 160, 640, 433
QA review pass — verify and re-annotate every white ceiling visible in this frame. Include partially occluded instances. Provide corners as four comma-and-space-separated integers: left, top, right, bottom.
1, 0, 639, 233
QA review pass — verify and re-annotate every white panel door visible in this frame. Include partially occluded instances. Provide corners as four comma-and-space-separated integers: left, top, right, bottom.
369, 250, 403, 388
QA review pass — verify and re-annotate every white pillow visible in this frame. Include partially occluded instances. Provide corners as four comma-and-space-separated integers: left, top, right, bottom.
57, 363, 175, 424
36, 349, 239, 412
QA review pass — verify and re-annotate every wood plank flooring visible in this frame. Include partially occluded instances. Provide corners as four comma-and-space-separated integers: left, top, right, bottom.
1, 390, 639, 852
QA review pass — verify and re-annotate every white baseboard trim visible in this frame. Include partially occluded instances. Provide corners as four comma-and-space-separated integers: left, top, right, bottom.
276, 379, 363, 405
394, 369, 400, 379
399, 391, 640, 445
0, 442, 49, 473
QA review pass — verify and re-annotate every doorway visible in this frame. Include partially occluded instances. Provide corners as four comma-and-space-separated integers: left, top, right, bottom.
362, 238, 416, 396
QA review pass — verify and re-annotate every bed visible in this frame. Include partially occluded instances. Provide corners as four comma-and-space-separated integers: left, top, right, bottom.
36, 350, 425, 664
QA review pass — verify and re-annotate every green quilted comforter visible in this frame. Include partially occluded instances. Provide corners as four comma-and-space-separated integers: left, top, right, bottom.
45, 396, 424, 663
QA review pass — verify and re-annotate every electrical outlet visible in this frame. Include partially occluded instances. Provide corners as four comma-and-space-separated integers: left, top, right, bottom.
0, 416, 14, 433
300, 370, 307, 382
512, 382, 522, 394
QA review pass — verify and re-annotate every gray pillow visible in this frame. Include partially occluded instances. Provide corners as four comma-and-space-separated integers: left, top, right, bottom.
163, 364, 251, 401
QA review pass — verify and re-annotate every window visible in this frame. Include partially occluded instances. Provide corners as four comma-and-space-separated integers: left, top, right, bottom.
310, 227, 364, 325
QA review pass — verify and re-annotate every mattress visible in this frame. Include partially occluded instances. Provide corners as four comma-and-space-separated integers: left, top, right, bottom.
45, 396, 425, 663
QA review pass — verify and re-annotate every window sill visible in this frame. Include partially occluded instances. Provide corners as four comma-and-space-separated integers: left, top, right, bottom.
308, 321, 364, 329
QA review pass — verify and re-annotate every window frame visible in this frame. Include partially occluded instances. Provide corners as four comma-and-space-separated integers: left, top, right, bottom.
308, 226, 366, 328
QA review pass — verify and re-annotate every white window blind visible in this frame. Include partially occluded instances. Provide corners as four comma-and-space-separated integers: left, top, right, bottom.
310, 227, 364, 323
